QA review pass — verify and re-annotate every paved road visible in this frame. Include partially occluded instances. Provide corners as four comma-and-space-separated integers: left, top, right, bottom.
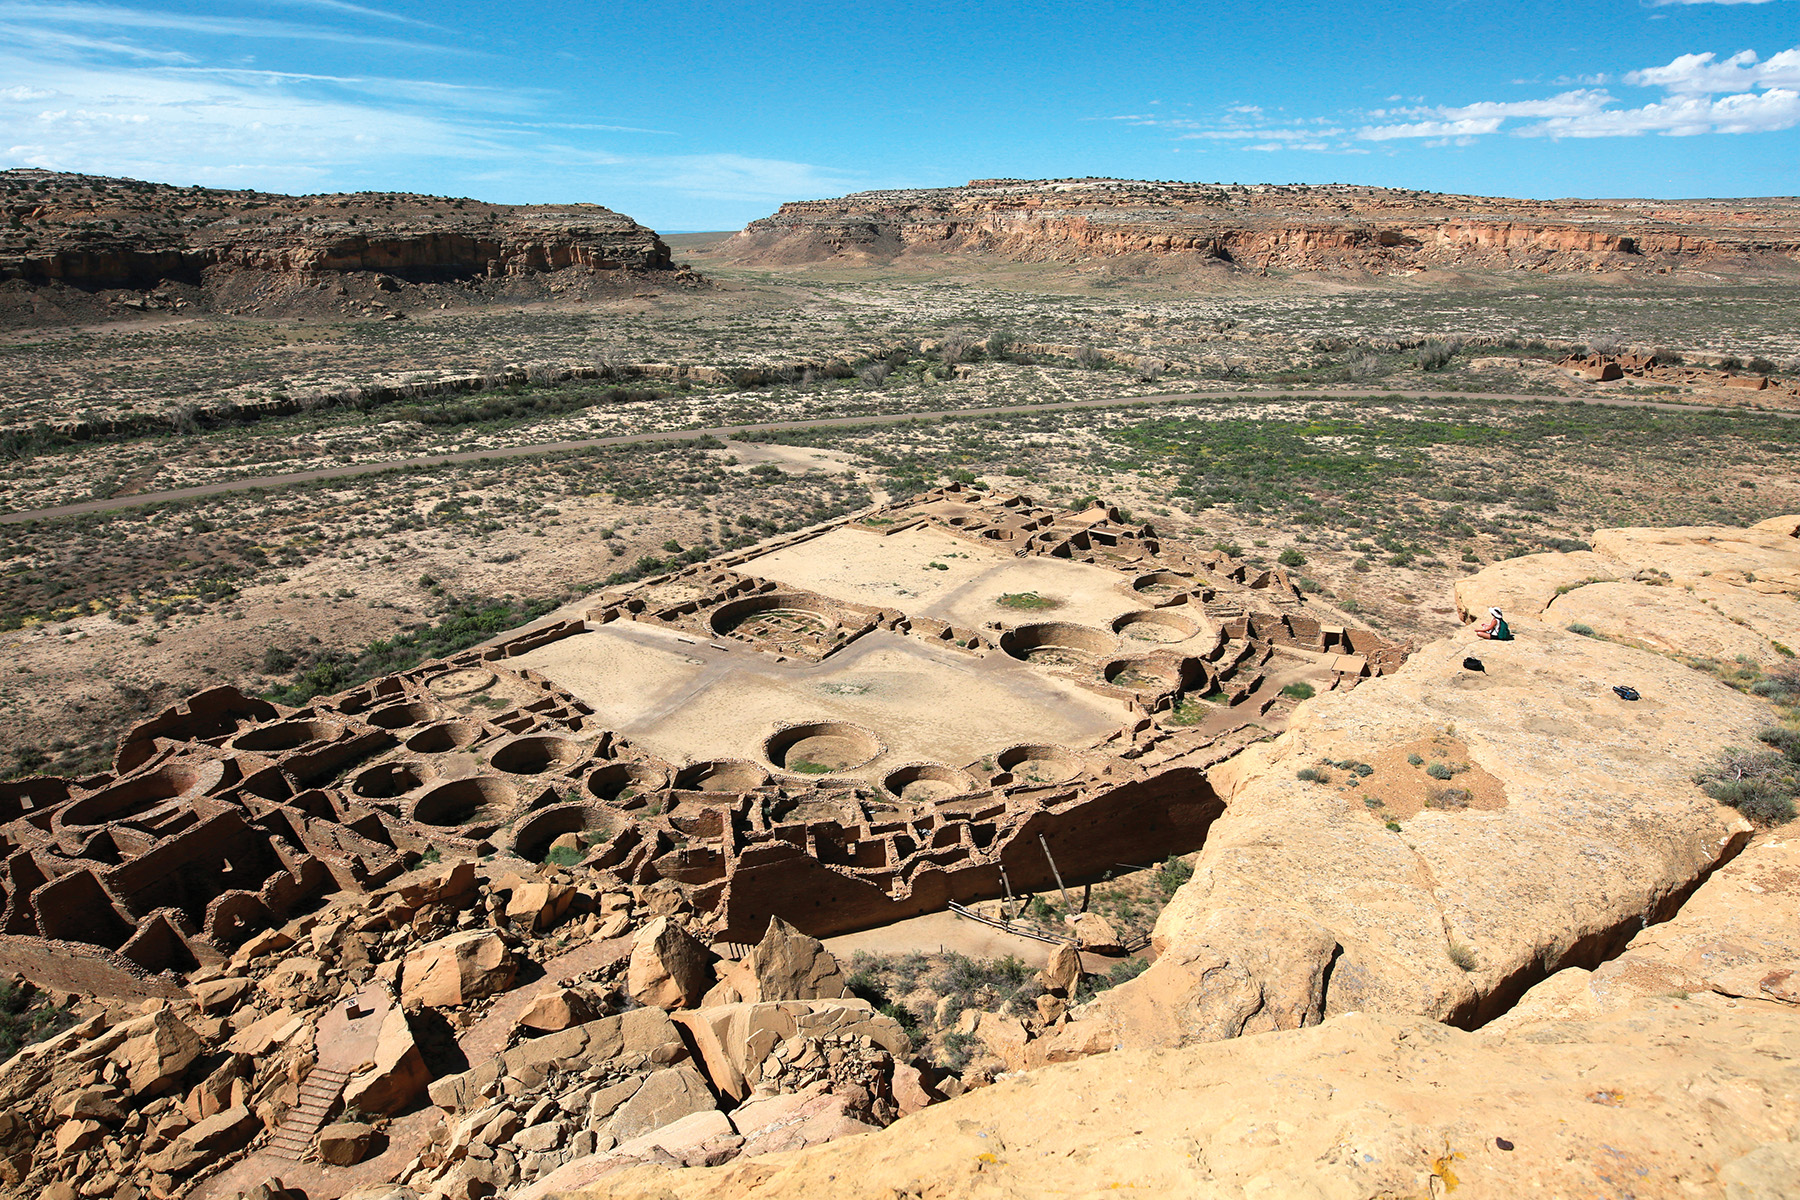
4, 385, 1789, 526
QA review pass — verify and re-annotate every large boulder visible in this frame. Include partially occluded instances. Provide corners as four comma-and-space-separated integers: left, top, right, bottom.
114, 1009, 205, 1096
401, 930, 516, 1008
515, 986, 599, 1033
151, 1104, 260, 1174
318, 1121, 378, 1166
602, 1063, 717, 1145
505, 882, 574, 933
626, 917, 715, 1010
1092, 907, 1339, 1048
342, 1005, 430, 1117
703, 917, 850, 1007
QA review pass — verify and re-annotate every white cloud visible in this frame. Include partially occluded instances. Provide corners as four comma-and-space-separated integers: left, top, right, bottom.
0, 1, 465, 54
0, 6, 863, 224
1119, 43, 1800, 151
1625, 47, 1800, 92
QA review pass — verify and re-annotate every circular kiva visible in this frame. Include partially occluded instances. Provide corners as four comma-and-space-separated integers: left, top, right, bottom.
1112, 609, 1201, 644
883, 762, 974, 804
586, 761, 666, 807
1102, 656, 1181, 690
350, 760, 435, 800
55, 760, 217, 831
509, 802, 614, 864
489, 735, 586, 776
998, 621, 1118, 667
709, 593, 838, 645
411, 776, 518, 826
405, 721, 484, 754
996, 743, 1084, 786
230, 718, 342, 753
426, 667, 497, 698
765, 721, 883, 775
364, 700, 444, 731
673, 759, 770, 793
1132, 570, 1194, 598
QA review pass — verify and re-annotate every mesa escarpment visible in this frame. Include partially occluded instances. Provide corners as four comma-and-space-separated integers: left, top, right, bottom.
725, 178, 1800, 273
0, 169, 682, 325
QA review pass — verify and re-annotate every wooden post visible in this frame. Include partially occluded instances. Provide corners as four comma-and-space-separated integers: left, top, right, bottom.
1038, 834, 1073, 908
999, 865, 1017, 919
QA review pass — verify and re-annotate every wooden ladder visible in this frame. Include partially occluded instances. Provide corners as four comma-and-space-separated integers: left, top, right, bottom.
265, 1064, 353, 1162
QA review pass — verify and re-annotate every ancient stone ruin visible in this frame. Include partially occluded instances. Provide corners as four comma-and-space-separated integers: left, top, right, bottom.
1, 486, 1399, 973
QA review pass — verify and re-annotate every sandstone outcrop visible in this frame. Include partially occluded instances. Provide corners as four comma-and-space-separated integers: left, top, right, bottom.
1457, 519, 1800, 668
726, 178, 1800, 274
500, 832, 1800, 1200
0, 169, 673, 297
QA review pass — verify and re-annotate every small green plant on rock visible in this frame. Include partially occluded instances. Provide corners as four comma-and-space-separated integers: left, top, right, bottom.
1166, 698, 1208, 726
1447, 943, 1478, 972
1695, 745, 1797, 825
997, 591, 1058, 611
543, 844, 584, 868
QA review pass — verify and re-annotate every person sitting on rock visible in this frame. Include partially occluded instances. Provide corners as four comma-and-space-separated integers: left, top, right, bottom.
1474, 606, 1513, 641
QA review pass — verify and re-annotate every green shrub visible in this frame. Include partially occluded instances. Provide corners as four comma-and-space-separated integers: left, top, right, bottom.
1695, 746, 1797, 825
1156, 854, 1194, 898
1426, 762, 1455, 780
1757, 726, 1800, 764
542, 844, 584, 868
1296, 766, 1329, 783
1277, 548, 1307, 567
1280, 682, 1316, 701
1447, 943, 1477, 972
1566, 623, 1596, 637
1407, 753, 1424, 766
0, 982, 74, 1063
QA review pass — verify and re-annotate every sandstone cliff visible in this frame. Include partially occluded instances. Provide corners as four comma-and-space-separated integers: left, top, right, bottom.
724, 178, 1800, 274
0, 169, 674, 300
564, 838, 1800, 1200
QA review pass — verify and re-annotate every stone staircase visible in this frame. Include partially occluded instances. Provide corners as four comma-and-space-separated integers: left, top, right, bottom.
265, 1064, 352, 1162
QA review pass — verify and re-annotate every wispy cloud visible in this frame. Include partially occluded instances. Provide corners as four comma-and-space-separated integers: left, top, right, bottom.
0, 1, 464, 54
0, 1, 863, 223
1111, 43, 1800, 151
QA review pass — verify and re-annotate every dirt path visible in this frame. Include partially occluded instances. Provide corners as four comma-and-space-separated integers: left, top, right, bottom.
6, 386, 1790, 527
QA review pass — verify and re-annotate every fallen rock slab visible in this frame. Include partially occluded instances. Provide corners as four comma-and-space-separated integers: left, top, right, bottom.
626, 916, 715, 1009
400, 929, 516, 1008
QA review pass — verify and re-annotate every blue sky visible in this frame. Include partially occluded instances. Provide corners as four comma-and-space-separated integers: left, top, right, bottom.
1, 0, 1796, 230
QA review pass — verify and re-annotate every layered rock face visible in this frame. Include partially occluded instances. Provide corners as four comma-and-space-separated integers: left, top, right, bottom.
725, 178, 1800, 272
0, 169, 672, 292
